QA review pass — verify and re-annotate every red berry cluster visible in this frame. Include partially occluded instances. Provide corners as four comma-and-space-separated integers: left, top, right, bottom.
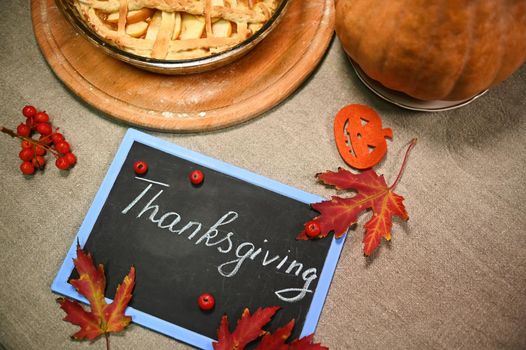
1, 105, 76, 175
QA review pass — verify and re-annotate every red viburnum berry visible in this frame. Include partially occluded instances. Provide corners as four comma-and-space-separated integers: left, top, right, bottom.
51, 133, 64, 144
35, 145, 46, 156
22, 105, 37, 118
33, 156, 46, 169
20, 161, 35, 175
64, 152, 76, 166
17, 123, 31, 137
36, 123, 52, 136
55, 157, 70, 170
34, 112, 49, 124
36, 155, 46, 167
19, 148, 35, 162
55, 141, 70, 154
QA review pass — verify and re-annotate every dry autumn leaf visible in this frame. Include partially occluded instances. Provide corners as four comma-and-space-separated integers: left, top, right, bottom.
57, 243, 135, 349
213, 306, 328, 350
298, 139, 416, 256
255, 319, 296, 350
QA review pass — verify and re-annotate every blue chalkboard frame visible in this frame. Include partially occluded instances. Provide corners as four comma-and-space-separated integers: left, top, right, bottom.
52, 128, 346, 349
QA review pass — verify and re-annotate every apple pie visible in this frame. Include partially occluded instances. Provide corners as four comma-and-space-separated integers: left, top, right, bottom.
74, 0, 280, 60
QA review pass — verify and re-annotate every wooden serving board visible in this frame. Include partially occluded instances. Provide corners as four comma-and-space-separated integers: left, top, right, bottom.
31, 0, 335, 132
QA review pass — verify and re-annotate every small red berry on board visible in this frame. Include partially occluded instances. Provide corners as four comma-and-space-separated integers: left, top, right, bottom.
133, 160, 148, 175
1, 105, 77, 176
189, 169, 204, 185
304, 220, 321, 238
197, 293, 215, 311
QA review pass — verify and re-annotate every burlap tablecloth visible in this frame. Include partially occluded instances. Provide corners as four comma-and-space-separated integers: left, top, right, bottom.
1, 1, 525, 349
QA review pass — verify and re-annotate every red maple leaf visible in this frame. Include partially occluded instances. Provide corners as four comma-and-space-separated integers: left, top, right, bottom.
255, 319, 296, 350
213, 307, 328, 350
57, 243, 135, 349
298, 140, 416, 256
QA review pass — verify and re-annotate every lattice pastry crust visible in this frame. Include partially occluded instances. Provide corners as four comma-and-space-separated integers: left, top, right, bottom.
74, 0, 279, 60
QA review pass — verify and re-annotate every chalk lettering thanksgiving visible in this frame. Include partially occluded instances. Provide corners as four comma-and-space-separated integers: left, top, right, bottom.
121, 177, 318, 303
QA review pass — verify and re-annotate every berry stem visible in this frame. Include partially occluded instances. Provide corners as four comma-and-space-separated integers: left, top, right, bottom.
1, 126, 61, 157
389, 138, 417, 190
1, 126, 18, 138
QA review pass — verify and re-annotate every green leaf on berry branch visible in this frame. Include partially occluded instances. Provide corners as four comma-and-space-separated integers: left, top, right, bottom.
298, 139, 416, 256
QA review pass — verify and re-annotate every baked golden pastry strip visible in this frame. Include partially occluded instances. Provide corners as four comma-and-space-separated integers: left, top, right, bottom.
75, 0, 278, 60
79, 0, 273, 23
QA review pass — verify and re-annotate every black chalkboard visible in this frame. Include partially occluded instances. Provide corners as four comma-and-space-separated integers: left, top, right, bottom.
54, 130, 341, 349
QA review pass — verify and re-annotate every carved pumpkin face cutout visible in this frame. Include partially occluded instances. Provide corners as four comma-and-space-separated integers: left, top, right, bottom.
334, 104, 392, 169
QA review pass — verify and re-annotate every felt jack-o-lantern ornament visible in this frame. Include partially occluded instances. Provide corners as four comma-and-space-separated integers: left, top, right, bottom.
334, 104, 392, 169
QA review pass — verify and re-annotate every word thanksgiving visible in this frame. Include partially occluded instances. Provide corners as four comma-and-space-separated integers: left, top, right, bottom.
121, 177, 319, 303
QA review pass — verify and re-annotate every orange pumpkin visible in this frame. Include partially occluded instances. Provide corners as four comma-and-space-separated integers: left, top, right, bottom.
335, 0, 526, 101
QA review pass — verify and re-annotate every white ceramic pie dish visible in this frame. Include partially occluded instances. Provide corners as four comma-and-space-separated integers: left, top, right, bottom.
56, 0, 289, 74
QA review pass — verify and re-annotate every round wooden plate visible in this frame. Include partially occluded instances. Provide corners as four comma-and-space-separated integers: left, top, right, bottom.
31, 0, 335, 132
